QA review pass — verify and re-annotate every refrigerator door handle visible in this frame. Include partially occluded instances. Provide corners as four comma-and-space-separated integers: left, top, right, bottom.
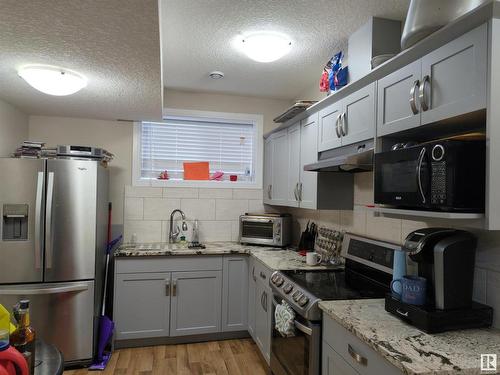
45, 171, 55, 269
35, 171, 44, 269
0, 283, 89, 295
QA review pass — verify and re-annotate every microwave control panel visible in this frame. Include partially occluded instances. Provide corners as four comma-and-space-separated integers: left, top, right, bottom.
431, 161, 447, 205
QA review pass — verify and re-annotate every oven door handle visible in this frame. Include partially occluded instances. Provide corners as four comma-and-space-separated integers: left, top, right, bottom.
294, 320, 313, 336
416, 147, 427, 204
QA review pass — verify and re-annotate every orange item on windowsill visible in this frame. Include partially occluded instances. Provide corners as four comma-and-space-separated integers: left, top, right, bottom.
183, 162, 210, 180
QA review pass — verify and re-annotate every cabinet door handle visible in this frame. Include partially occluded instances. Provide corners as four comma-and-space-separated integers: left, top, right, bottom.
341, 112, 347, 136
416, 147, 427, 204
260, 271, 266, 280
262, 292, 268, 312
335, 113, 341, 138
298, 182, 303, 201
260, 292, 265, 310
409, 79, 420, 114
348, 344, 368, 366
252, 267, 256, 281
419, 75, 430, 111
165, 281, 170, 296
293, 183, 299, 201
172, 281, 177, 296
268, 184, 272, 199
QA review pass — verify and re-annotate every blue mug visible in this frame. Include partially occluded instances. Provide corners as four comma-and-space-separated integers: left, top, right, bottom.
391, 275, 427, 306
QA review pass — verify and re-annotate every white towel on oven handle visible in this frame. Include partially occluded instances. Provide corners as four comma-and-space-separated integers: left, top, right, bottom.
275, 300, 296, 337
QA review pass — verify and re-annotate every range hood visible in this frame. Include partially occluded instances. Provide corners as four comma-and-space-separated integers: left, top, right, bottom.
304, 140, 374, 173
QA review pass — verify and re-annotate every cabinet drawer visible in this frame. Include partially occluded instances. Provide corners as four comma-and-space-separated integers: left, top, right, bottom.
323, 316, 401, 375
251, 258, 272, 287
115, 256, 223, 273
322, 341, 360, 375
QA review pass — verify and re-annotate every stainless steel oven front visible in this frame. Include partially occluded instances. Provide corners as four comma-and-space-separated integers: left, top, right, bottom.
270, 295, 321, 375
239, 214, 291, 247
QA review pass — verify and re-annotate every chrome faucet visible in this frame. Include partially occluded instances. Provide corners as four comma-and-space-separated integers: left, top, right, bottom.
169, 209, 188, 243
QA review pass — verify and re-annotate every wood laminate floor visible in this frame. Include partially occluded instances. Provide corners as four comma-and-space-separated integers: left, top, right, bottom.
64, 339, 269, 375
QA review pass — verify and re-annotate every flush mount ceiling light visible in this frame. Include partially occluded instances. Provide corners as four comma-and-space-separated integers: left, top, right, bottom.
209, 71, 225, 79
237, 32, 292, 63
18, 65, 87, 96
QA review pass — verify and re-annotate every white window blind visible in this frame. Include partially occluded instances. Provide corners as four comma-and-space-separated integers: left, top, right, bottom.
140, 117, 255, 182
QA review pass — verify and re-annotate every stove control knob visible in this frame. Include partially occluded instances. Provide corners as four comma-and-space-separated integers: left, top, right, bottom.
292, 291, 303, 302
276, 276, 284, 287
298, 296, 309, 307
283, 283, 293, 294
271, 273, 279, 284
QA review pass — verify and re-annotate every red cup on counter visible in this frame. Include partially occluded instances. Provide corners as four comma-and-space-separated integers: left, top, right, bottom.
230, 175, 238, 182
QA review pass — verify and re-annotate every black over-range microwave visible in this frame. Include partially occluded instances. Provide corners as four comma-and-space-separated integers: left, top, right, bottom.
374, 139, 485, 212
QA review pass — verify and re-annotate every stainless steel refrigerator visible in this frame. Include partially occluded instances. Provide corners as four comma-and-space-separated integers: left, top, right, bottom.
0, 158, 108, 365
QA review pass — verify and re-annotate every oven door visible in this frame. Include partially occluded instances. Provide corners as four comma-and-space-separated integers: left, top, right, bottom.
239, 217, 276, 245
374, 145, 430, 208
270, 296, 321, 375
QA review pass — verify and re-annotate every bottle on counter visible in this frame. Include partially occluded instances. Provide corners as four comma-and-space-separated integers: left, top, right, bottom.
192, 219, 200, 244
10, 300, 36, 375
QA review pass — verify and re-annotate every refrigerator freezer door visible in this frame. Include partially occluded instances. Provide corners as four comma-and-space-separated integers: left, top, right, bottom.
0, 158, 45, 284
0, 280, 95, 363
45, 159, 97, 282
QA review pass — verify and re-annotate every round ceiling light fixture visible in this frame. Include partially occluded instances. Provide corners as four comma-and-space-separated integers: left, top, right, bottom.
18, 64, 87, 96
209, 71, 225, 79
237, 32, 292, 63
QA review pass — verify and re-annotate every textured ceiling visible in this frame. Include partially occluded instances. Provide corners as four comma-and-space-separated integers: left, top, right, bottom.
162, 0, 410, 100
0, 0, 163, 121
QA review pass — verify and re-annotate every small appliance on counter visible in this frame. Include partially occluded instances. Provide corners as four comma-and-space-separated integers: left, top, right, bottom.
374, 138, 486, 212
239, 213, 291, 247
385, 228, 493, 333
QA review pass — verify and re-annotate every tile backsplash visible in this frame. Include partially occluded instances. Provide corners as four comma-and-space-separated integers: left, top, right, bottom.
123, 186, 270, 243
277, 172, 500, 328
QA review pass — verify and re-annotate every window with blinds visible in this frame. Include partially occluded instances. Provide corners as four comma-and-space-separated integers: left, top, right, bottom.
140, 117, 255, 182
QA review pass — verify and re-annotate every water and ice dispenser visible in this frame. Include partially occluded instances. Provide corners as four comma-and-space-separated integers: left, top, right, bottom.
2, 204, 29, 241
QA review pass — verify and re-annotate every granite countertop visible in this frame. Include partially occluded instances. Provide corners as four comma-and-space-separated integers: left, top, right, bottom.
115, 242, 342, 271
319, 299, 500, 375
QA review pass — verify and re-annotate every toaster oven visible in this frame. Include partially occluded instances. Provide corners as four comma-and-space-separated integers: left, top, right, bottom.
239, 213, 291, 247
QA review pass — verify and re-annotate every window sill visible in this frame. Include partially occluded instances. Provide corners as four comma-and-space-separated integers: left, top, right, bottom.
134, 178, 261, 189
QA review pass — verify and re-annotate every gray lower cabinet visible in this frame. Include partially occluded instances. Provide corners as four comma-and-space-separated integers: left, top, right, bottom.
114, 272, 171, 340
322, 341, 359, 375
222, 256, 248, 332
254, 280, 272, 363
247, 257, 257, 338
170, 270, 222, 336
323, 315, 402, 375
248, 258, 273, 364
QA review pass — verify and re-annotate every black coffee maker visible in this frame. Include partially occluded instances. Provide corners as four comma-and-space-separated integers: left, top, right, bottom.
402, 228, 476, 309
385, 227, 493, 333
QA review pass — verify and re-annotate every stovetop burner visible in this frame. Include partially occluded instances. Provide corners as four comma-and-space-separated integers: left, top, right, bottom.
281, 269, 387, 300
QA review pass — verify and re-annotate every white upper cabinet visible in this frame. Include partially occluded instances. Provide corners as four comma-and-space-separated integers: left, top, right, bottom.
377, 60, 422, 136
299, 114, 319, 209
377, 23, 487, 137
318, 83, 375, 152
341, 82, 376, 146
318, 100, 343, 152
263, 137, 273, 204
287, 123, 301, 207
270, 129, 289, 206
420, 23, 487, 125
